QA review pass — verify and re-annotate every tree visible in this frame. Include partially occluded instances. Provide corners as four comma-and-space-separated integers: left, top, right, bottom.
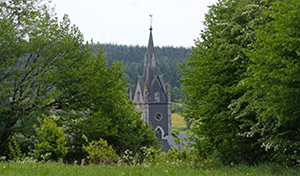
0, 0, 84, 156
243, 0, 300, 166
0, 0, 157, 160
181, 0, 269, 164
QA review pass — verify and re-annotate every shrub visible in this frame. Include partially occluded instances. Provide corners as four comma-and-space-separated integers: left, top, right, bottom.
83, 136, 118, 165
121, 146, 159, 165
34, 116, 68, 161
139, 146, 159, 164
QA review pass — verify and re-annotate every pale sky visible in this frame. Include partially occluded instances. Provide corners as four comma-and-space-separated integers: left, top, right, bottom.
52, 0, 218, 47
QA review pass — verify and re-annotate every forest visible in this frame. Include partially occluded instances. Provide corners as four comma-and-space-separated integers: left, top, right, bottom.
1, 0, 300, 174
96, 44, 191, 101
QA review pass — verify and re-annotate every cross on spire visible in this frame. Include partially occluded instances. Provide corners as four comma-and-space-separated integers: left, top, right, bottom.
149, 14, 153, 30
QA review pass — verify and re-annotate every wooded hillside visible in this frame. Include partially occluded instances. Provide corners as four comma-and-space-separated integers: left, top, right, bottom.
95, 44, 191, 101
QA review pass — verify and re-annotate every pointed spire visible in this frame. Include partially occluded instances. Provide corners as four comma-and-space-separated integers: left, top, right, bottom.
147, 28, 154, 55
143, 15, 156, 86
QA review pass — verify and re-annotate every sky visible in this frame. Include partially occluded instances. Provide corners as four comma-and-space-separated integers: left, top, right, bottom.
52, 0, 219, 47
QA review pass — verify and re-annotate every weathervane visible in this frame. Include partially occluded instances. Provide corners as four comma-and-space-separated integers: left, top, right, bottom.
149, 14, 153, 30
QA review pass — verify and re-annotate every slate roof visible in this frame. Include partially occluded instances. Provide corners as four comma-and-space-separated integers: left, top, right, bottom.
157, 75, 168, 99
150, 75, 168, 101
166, 134, 193, 151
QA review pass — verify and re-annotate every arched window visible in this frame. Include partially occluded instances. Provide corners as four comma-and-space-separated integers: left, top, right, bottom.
154, 90, 160, 102
155, 128, 162, 139
137, 91, 141, 102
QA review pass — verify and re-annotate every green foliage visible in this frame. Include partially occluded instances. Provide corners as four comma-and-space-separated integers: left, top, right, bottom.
171, 103, 186, 114
121, 147, 159, 165
83, 137, 118, 165
242, 0, 300, 166
8, 136, 25, 161
0, 0, 157, 162
139, 146, 159, 164
34, 117, 67, 161
0, 0, 85, 156
169, 130, 190, 161
181, 0, 269, 165
121, 149, 135, 165
182, 0, 300, 166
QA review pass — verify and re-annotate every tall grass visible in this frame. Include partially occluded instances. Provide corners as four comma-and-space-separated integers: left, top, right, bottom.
0, 162, 298, 176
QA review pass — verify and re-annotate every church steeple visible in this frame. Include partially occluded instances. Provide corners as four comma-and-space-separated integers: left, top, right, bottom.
143, 15, 156, 85
147, 28, 154, 55
132, 16, 171, 152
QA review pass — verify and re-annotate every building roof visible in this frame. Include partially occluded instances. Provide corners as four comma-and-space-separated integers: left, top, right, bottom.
150, 75, 168, 101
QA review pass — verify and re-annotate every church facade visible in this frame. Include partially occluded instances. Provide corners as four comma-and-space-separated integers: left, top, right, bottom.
130, 26, 171, 152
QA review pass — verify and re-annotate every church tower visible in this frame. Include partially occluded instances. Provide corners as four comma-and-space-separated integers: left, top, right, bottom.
132, 20, 171, 152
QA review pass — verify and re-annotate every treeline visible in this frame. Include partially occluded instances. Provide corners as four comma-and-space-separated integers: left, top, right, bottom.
181, 0, 300, 166
94, 44, 191, 101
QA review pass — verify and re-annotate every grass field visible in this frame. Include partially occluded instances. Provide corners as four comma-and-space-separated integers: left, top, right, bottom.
171, 113, 188, 133
0, 162, 299, 176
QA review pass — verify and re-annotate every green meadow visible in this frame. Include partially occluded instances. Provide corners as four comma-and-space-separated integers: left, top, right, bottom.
0, 162, 298, 176
171, 113, 188, 134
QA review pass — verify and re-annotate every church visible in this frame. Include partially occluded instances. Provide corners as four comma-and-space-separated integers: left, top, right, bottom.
130, 24, 172, 152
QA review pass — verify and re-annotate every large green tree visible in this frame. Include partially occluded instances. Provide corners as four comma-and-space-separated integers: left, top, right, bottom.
181, 0, 269, 164
243, 0, 300, 166
0, 0, 156, 159
182, 0, 300, 166
0, 0, 79, 155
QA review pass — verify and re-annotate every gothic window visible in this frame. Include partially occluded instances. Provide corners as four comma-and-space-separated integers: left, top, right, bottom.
155, 128, 162, 139
137, 91, 141, 102
152, 54, 156, 67
155, 113, 162, 121
154, 90, 160, 102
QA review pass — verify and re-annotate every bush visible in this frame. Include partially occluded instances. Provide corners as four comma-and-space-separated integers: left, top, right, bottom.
8, 136, 25, 161
139, 146, 159, 164
34, 116, 68, 161
83, 136, 118, 165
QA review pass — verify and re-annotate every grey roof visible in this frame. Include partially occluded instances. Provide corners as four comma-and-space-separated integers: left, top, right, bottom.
149, 75, 168, 101
166, 134, 192, 151
157, 75, 168, 99
160, 139, 171, 152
